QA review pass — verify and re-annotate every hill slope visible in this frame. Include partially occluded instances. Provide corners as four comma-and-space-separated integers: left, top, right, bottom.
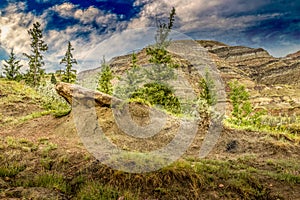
78, 40, 300, 115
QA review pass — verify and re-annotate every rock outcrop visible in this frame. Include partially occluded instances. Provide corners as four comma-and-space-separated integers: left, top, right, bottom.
197, 41, 300, 85
55, 82, 115, 107
55, 82, 214, 161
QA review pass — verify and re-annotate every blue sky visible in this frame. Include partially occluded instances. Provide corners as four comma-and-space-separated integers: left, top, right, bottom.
0, 0, 299, 72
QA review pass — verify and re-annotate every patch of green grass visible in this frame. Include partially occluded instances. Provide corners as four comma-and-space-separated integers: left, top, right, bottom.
267, 172, 300, 184
107, 151, 169, 172
77, 182, 119, 200
5, 136, 19, 148
263, 159, 300, 184
40, 157, 54, 170
0, 79, 71, 126
19, 110, 53, 122
0, 111, 53, 127
40, 141, 58, 157
0, 163, 26, 178
0, 79, 40, 100
4, 137, 38, 152
31, 173, 70, 193
77, 181, 137, 200
224, 119, 300, 144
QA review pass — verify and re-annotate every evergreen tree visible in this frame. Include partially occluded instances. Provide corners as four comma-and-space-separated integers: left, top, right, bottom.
50, 73, 57, 84
228, 80, 253, 124
3, 49, 23, 81
126, 53, 143, 87
145, 7, 178, 82
60, 41, 77, 83
97, 57, 113, 95
24, 22, 48, 87
199, 70, 217, 106
116, 53, 144, 97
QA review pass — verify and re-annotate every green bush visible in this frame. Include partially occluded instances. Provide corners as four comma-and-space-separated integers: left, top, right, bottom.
228, 80, 265, 126
131, 82, 181, 114
77, 182, 120, 200
36, 81, 71, 117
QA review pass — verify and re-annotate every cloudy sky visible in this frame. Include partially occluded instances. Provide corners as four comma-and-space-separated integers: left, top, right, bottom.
0, 0, 299, 73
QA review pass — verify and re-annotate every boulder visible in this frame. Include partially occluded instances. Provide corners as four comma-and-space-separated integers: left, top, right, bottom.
55, 82, 119, 107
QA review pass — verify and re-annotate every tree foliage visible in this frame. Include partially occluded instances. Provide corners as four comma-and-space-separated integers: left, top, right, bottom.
199, 70, 217, 106
50, 73, 57, 84
145, 7, 178, 82
3, 49, 23, 81
125, 7, 180, 115
228, 80, 266, 126
115, 52, 144, 99
131, 83, 181, 114
60, 41, 77, 83
97, 57, 113, 95
229, 80, 252, 121
24, 22, 48, 87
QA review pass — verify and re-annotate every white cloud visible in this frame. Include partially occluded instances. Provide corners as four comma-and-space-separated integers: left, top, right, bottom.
50, 2, 77, 18
50, 3, 120, 28
0, 2, 129, 72
0, 2, 37, 56
75, 6, 100, 24
129, 0, 282, 36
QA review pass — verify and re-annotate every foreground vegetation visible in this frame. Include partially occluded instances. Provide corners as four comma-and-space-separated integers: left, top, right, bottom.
0, 78, 70, 127
0, 135, 299, 199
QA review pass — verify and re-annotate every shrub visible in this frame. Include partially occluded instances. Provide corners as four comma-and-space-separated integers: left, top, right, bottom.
97, 58, 113, 95
228, 80, 265, 126
36, 81, 71, 117
131, 82, 181, 114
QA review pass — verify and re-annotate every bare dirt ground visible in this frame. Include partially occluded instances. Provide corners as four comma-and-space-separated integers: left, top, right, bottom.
1, 111, 300, 199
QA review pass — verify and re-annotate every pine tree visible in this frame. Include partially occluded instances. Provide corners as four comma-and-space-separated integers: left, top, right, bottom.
24, 22, 48, 87
115, 52, 146, 99
199, 70, 217, 106
60, 41, 77, 83
97, 57, 113, 95
228, 80, 253, 125
3, 49, 23, 81
126, 53, 142, 86
50, 73, 57, 84
122, 7, 180, 114
145, 7, 178, 82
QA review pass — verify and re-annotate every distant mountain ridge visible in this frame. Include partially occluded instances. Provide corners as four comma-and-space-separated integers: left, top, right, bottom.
79, 40, 300, 86
196, 40, 300, 85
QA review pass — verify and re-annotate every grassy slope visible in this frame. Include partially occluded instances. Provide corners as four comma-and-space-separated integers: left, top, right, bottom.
0, 79, 299, 199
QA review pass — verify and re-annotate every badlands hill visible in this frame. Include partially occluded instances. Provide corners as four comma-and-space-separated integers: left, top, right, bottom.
78, 40, 300, 115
